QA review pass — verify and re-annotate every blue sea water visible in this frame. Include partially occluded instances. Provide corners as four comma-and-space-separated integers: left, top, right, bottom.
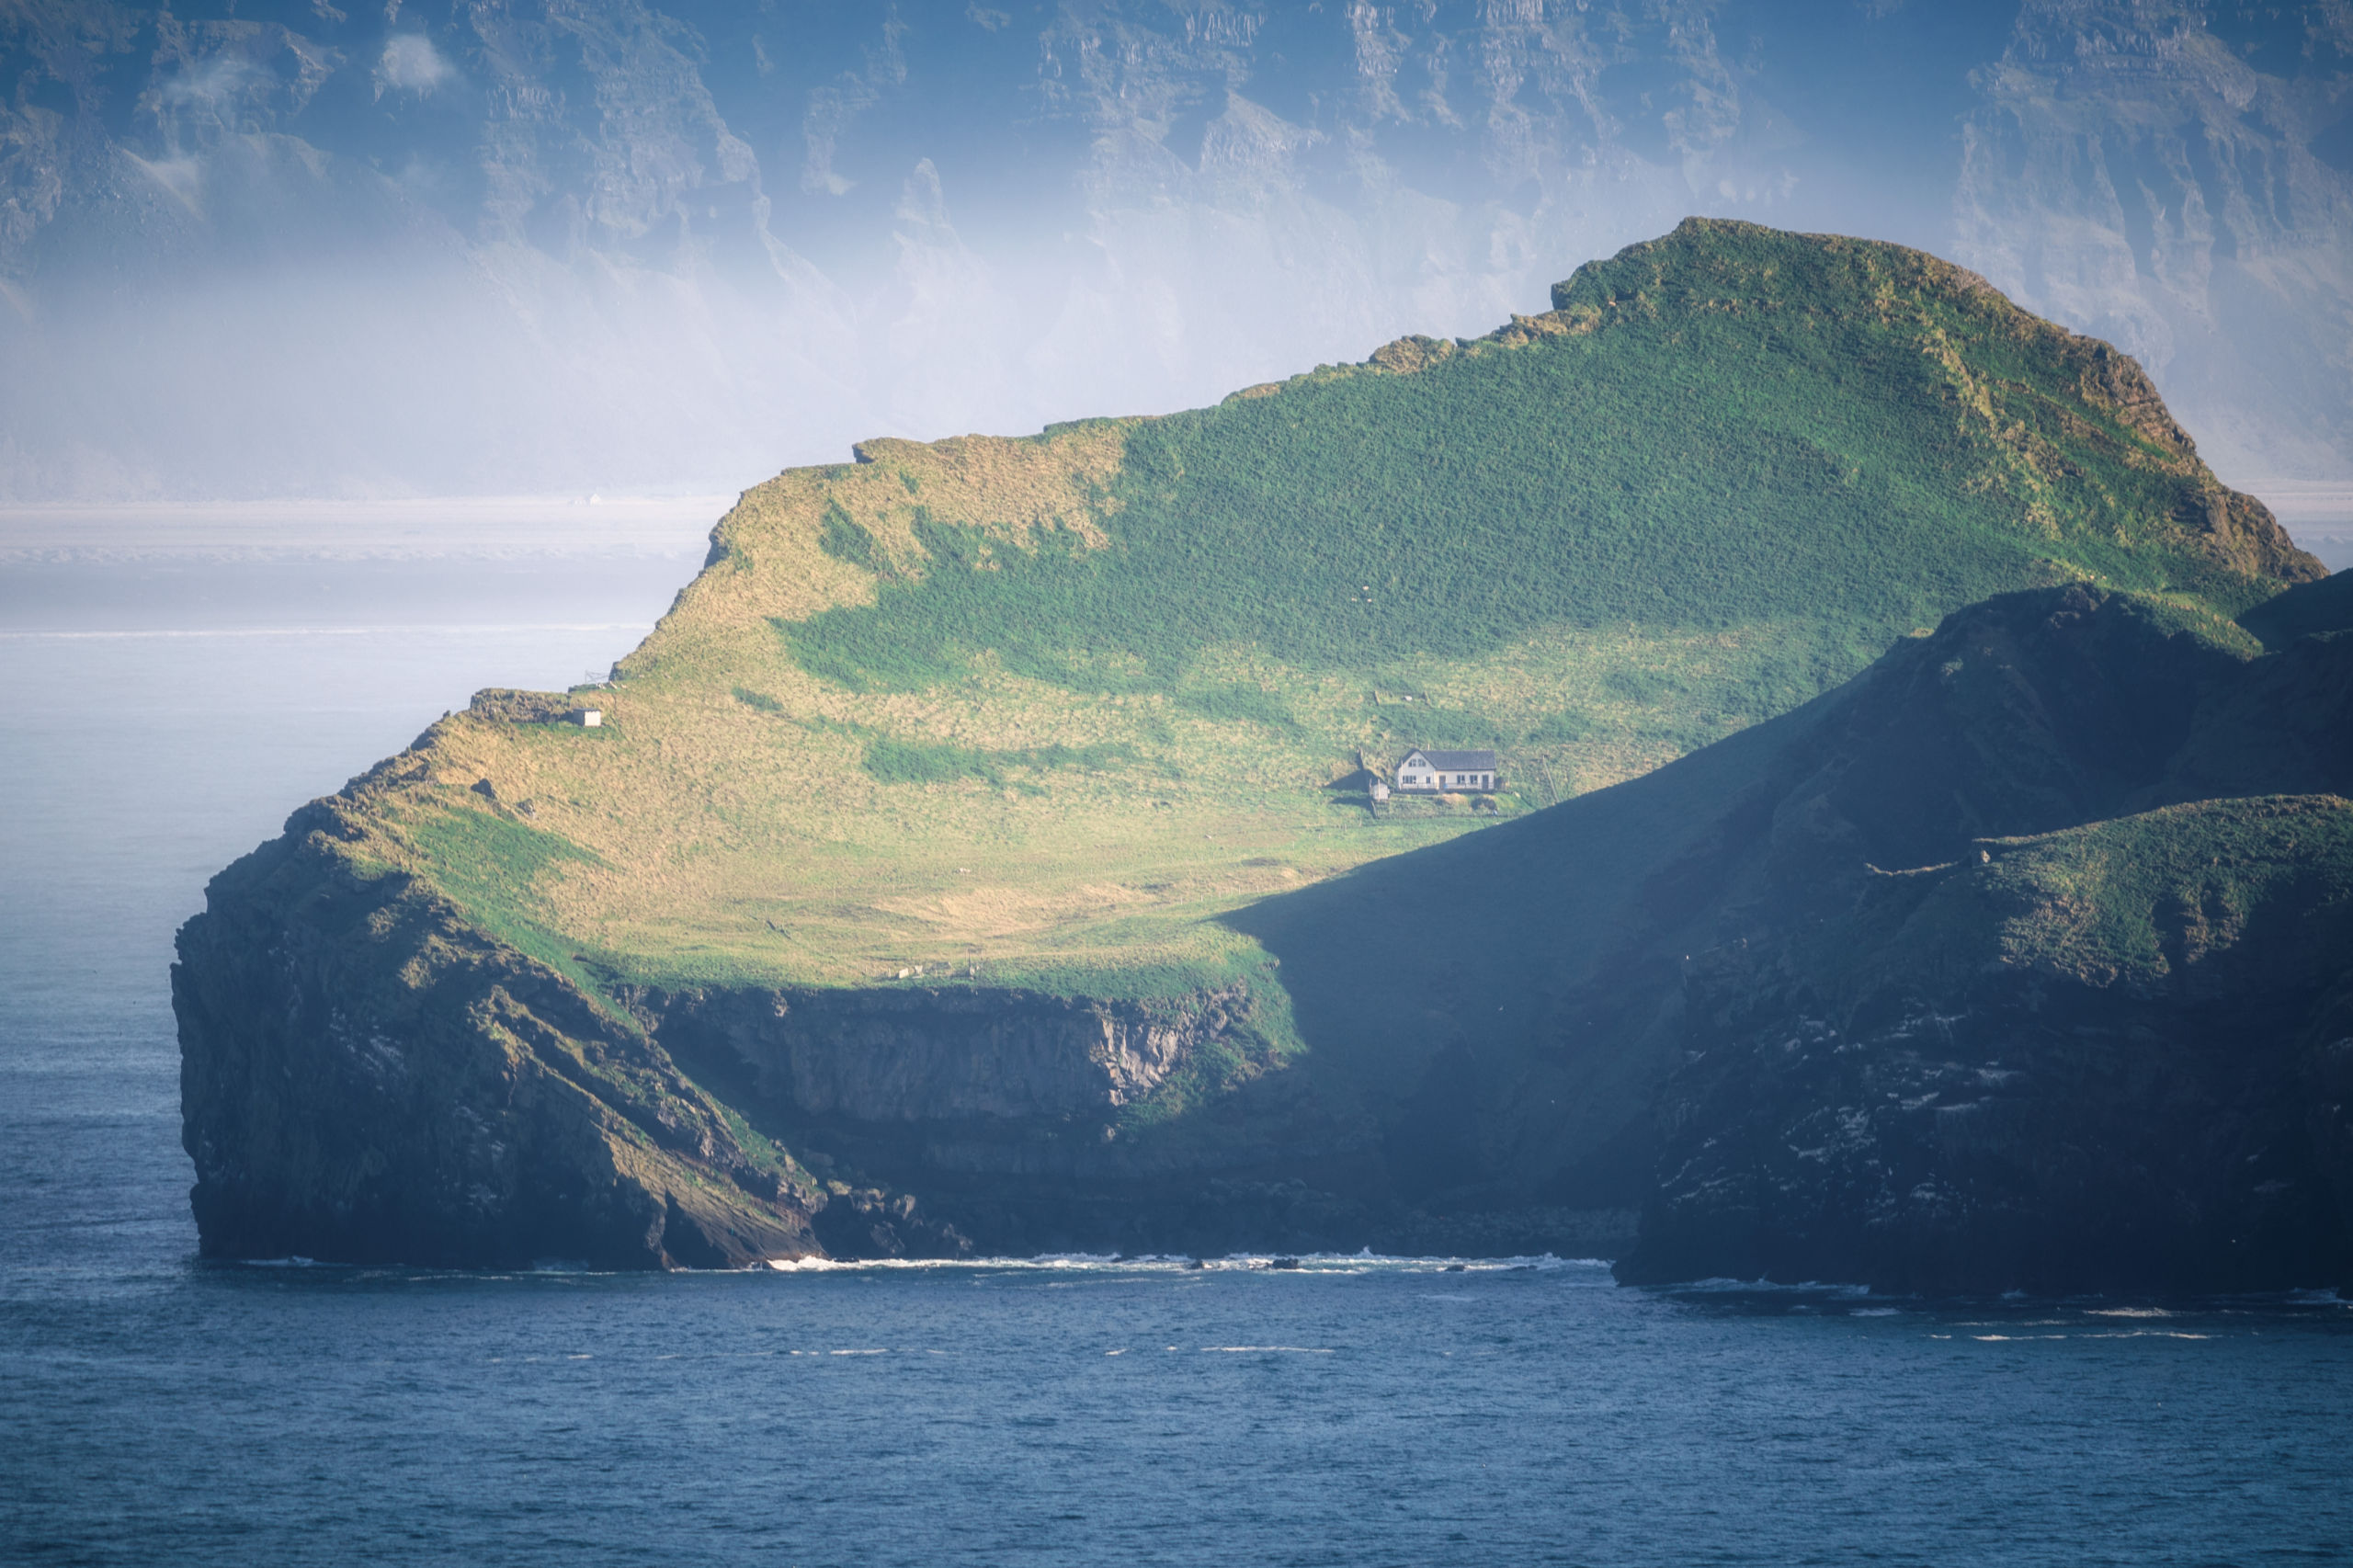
3, 536, 2350, 1567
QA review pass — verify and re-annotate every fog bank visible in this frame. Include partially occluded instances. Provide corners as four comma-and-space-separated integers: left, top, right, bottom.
3, 0, 2349, 503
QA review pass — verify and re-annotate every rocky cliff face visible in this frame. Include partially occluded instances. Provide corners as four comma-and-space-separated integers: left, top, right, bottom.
1622, 799, 2353, 1294
667, 983, 1241, 1124
173, 797, 821, 1269
643, 981, 1397, 1258
641, 982, 1631, 1260
1607, 585, 2353, 1291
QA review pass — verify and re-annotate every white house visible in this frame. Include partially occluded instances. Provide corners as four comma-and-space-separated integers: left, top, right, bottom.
1394, 748, 1497, 793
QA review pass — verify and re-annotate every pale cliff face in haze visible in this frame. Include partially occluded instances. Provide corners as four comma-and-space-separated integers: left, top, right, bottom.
2, 0, 2347, 500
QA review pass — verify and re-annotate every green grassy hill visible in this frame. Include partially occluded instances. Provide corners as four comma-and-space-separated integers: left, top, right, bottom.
404, 218, 2314, 1000
174, 219, 2330, 1268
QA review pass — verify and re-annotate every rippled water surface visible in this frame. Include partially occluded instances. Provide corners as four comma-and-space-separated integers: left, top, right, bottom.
9, 1253, 2352, 1567
4, 540, 2349, 1566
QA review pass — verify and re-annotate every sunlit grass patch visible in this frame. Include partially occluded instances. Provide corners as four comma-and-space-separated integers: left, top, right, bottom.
354, 219, 2309, 1010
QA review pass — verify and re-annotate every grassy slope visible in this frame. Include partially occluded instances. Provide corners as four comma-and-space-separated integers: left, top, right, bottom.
1792, 574, 2353, 1005
351, 219, 2318, 1032
1881, 795, 2353, 995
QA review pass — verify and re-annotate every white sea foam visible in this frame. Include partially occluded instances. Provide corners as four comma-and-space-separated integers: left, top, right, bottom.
762, 1251, 1601, 1277
1663, 1275, 1874, 1297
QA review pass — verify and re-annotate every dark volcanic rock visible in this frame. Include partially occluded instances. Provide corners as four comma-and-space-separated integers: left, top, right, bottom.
644, 982, 1581, 1260
173, 798, 819, 1270
1603, 578, 2353, 1292
1620, 805, 2353, 1293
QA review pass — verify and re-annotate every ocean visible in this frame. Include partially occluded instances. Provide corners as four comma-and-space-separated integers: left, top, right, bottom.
3, 506, 2348, 1567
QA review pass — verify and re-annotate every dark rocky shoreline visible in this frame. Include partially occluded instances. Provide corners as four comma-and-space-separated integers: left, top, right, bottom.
174, 823, 1638, 1268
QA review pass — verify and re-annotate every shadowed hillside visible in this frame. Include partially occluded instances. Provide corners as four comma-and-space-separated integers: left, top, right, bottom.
1235, 575, 2353, 1290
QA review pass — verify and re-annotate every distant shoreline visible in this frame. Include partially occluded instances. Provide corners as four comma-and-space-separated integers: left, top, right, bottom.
0, 494, 733, 564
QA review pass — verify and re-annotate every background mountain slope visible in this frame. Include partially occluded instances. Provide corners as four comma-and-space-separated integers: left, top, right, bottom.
5, 0, 2350, 506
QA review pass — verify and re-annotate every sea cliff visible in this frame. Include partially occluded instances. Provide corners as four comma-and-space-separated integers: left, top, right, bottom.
173, 798, 818, 1269
175, 221, 2342, 1285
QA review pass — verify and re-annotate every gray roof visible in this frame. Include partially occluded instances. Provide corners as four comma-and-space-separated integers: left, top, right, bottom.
1405, 749, 1496, 770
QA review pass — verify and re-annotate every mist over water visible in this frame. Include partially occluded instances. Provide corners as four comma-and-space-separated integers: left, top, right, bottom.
0, 504, 699, 1317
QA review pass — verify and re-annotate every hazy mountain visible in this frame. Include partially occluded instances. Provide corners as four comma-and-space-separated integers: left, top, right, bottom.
1958, 0, 2353, 486
4, 0, 2348, 501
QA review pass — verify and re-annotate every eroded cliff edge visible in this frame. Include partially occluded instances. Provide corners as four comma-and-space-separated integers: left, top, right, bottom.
173, 797, 822, 1270
173, 804, 1637, 1266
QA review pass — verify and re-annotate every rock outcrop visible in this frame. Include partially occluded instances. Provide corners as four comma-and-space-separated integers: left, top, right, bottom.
664, 983, 1251, 1124
173, 799, 821, 1270
1621, 798, 2353, 1293
1604, 584, 2353, 1291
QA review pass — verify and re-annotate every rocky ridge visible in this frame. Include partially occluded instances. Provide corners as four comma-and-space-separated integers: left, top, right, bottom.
1608, 583, 2353, 1290
173, 792, 819, 1270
